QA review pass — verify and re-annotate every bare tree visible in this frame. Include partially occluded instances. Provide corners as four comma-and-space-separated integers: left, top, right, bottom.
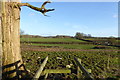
0, 0, 54, 79
75, 32, 84, 39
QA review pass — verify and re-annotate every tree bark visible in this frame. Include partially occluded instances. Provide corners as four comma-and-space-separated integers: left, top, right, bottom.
0, 1, 2, 80
1, 0, 24, 79
1, 0, 54, 79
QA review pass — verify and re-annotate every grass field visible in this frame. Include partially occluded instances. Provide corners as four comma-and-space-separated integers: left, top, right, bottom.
21, 50, 119, 79
84, 38, 119, 45
21, 37, 118, 49
21, 37, 86, 42
31, 43, 117, 49
20, 37, 119, 80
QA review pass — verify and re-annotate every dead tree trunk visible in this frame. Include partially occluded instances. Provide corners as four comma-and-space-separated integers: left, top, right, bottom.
1, 0, 25, 79
1, 0, 54, 79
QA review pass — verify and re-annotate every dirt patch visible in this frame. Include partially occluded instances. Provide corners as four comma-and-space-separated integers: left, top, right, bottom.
21, 45, 119, 52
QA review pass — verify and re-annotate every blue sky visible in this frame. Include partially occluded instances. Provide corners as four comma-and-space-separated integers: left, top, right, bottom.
21, 0, 119, 2
20, 2, 118, 37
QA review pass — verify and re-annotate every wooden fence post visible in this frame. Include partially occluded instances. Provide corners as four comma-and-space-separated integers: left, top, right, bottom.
33, 56, 48, 80
77, 59, 82, 79
74, 57, 94, 80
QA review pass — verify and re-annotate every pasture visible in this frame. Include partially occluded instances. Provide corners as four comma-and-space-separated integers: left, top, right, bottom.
20, 37, 119, 80
21, 37, 86, 42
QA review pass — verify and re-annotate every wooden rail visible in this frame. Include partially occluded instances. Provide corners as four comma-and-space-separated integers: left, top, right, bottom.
32, 56, 94, 80
42, 69, 71, 75
33, 56, 48, 80
42, 69, 71, 79
74, 57, 94, 80
32, 56, 71, 80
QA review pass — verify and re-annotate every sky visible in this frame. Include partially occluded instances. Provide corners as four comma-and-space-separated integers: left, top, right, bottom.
21, 0, 119, 2
20, 2, 118, 37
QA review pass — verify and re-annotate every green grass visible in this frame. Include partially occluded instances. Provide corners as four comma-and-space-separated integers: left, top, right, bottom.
21, 37, 118, 49
84, 38, 107, 41
116, 40, 120, 42
31, 43, 97, 49
20, 37, 119, 79
21, 38, 86, 42
85, 38, 120, 42
21, 50, 119, 79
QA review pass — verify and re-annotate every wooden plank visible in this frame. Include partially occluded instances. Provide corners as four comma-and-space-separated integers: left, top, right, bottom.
42, 69, 71, 75
33, 56, 48, 80
74, 57, 94, 80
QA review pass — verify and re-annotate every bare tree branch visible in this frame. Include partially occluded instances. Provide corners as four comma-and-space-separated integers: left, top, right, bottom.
18, 1, 55, 16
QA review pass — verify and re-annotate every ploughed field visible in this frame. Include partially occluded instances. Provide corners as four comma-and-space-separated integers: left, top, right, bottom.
20, 37, 119, 80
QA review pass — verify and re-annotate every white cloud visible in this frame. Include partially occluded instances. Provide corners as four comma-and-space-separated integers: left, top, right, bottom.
72, 24, 88, 30
113, 14, 118, 18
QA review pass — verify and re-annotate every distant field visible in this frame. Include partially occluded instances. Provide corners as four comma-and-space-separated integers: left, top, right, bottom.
31, 43, 96, 49
21, 37, 118, 49
84, 38, 107, 40
20, 38, 86, 42
85, 38, 120, 42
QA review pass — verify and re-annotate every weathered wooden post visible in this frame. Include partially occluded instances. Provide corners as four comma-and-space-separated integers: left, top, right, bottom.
33, 56, 48, 80
76, 58, 82, 79
1, 0, 24, 79
1, 0, 54, 79
74, 57, 94, 80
